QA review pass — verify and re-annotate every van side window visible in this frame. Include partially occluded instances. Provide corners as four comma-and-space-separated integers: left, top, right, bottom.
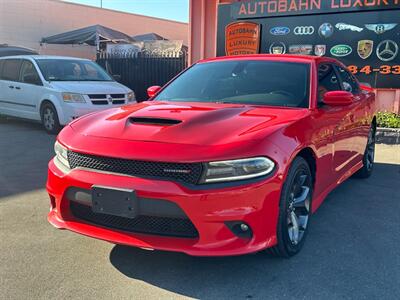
20, 60, 42, 85
0, 60, 4, 76
1, 59, 22, 81
336, 66, 360, 94
317, 63, 340, 104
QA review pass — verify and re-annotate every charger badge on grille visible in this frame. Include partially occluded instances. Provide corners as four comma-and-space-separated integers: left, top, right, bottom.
163, 169, 192, 174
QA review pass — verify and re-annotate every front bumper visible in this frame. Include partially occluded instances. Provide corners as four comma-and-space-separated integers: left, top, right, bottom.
58, 102, 132, 125
47, 159, 283, 256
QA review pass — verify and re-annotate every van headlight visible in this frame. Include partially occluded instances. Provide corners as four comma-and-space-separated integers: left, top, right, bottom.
62, 93, 86, 103
54, 141, 70, 171
127, 91, 136, 102
200, 157, 275, 183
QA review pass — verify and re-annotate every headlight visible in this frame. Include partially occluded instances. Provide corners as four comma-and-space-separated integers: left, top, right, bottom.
127, 91, 136, 102
54, 141, 70, 171
62, 93, 86, 103
201, 157, 275, 183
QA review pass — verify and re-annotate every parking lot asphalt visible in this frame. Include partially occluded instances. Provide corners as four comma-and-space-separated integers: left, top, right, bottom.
1, 118, 399, 300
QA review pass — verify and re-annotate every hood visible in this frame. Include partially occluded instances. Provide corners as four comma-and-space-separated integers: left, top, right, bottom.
70, 101, 309, 146
49, 81, 130, 94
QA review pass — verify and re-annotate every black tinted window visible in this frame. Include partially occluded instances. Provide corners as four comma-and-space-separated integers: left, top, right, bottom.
20, 60, 41, 85
1, 59, 22, 81
318, 64, 340, 103
336, 66, 360, 94
154, 60, 310, 108
36, 59, 112, 81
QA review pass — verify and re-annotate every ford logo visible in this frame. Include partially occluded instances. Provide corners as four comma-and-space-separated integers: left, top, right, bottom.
270, 27, 290, 36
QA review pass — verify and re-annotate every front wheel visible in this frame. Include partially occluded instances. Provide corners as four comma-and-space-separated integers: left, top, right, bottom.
353, 125, 375, 179
266, 157, 313, 257
41, 102, 62, 135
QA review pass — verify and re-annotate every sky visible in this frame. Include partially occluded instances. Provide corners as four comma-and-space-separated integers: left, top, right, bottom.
62, 0, 189, 23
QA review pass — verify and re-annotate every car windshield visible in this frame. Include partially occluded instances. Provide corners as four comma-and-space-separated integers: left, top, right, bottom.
35, 59, 113, 81
154, 60, 310, 108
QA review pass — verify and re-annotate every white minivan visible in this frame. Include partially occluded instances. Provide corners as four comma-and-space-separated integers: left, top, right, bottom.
0, 55, 136, 133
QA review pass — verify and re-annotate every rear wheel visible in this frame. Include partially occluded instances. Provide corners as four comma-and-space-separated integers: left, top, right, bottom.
40, 102, 62, 134
353, 125, 375, 179
266, 157, 313, 257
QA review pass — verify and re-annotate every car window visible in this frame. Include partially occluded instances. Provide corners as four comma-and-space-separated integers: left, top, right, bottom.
154, 60, 310, 108
336, 66, 360, 94
0, 60, 4, 76
20, 60, 42, 85
35, 59, 113, 82
0, 59, 22, 81
317, 63, 340, 103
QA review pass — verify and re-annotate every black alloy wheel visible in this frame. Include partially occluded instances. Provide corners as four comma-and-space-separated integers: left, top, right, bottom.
266, 157, 313, 257
354, 125, 376, 179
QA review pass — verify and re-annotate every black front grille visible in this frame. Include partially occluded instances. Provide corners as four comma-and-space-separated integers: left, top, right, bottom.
88, 94, 107, 99
110, 94, 125, 98
68, 151, 203, 185
112, 100, 125, 105
91, 100, 108, 105
70, 202, 199, 238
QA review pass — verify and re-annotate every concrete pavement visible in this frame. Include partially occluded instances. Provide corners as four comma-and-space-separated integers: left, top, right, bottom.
1, 118, 399, 300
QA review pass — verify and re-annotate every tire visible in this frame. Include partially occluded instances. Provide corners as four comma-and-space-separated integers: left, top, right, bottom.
266, 157, 313, 258
353, 125, 376, 179
40, 102, 62, 135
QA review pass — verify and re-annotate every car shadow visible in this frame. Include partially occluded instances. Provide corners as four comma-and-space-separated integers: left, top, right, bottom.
109, 162, 400, 299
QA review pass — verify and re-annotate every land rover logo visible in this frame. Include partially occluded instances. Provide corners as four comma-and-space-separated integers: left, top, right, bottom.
330, 45, 352, 57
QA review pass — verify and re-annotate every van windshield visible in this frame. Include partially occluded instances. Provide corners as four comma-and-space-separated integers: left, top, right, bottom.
35, 59, 113, 82
154, 60, 310, 108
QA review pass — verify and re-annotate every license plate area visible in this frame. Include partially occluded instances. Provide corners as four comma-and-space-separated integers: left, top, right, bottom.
91, 185, 138, 218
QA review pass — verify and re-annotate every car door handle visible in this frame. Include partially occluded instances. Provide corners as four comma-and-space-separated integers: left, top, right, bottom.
15, 86, 21, 90
8, 85, 14, 89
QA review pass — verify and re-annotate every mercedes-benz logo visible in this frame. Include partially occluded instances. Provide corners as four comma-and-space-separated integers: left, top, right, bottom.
376, 40, 398, 62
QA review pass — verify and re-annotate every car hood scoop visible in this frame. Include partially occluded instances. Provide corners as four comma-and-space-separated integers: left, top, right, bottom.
71, 101, 309, 146
129, 117, 182, 126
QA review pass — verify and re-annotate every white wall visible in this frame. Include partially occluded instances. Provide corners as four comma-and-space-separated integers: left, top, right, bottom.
0, 0, 188, 59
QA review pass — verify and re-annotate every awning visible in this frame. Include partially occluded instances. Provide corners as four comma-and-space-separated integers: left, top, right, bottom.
132, 33, 168, 41
41, 25, 135, 46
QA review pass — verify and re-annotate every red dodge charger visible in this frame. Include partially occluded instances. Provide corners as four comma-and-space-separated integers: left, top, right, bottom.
47, 55, 376, 257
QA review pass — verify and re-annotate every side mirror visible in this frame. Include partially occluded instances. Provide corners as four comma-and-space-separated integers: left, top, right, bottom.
147, 85, 161, 99
113, 74, 121, 81
323, 91, 353, 106
23, 73, 42, 86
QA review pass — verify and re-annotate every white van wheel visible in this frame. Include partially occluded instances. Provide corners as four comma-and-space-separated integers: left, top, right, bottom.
40, 102, 62, 134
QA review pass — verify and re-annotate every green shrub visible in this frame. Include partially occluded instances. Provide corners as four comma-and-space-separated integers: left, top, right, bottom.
376, 112, 400, 128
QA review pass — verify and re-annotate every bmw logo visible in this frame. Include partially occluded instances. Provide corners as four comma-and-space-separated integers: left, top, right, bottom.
318, 23, 334, 38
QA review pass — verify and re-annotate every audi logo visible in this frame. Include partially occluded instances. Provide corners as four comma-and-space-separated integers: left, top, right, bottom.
294, 26, 315, 35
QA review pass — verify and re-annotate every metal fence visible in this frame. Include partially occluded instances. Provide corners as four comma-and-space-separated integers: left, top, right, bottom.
96, 51, 188, 101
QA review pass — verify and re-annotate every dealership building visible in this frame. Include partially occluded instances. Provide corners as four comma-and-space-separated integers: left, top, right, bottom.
188, 0, 400, 113
0, 0, 188, 58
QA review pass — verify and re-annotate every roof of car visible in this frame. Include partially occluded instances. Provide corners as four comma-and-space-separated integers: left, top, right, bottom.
0, 55, 90, 61
198, 54, 339, 64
